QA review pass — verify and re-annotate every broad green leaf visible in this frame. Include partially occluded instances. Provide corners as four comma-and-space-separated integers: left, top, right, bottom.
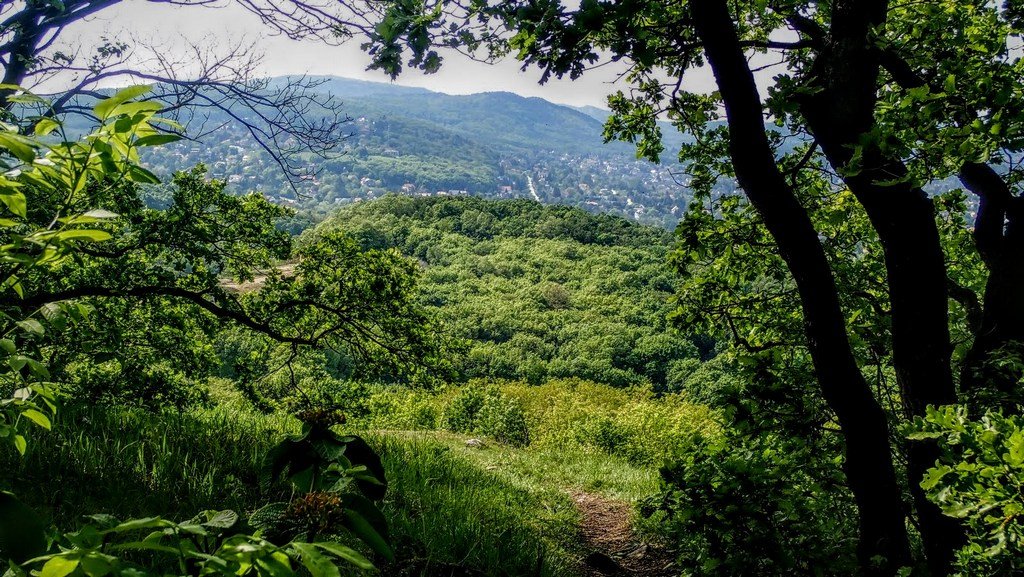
292, 543, 340, 577
340, 497, 393, 561
33, 118, 60, 137
920, 464, 952, 490
93, 86, 152, 120
112, 101, 161, 120
0, 190, 27, 218
21, 409, 50, 430
127, 165, 160, 185
313, 542, 374, 571
104, 517, 172, 533
134, 134, 181, 147
39, 556, 78, 577
16, 319, 44, 337
0, 491, 46, 563
0, 134, 35, 164
54, 229, 112, 242
200, 509, 239, 529
81, 209, 119, 220
79, 555, 113, 577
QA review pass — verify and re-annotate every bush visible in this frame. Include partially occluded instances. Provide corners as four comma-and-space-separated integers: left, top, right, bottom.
476, 389, 530, 447
645, 435, 858, 576
440, 384, 487, 433
497, 379, 720, 465
353, 379, 720, 459
438, 383, 530, 447
910, 405, 1024, 576
361, 387, 443, 430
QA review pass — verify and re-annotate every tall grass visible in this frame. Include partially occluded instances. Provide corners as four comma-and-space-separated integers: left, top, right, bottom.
0, 404, 589, 576
357, 378, 722, 467
368, 433, 582, 576
0, 404, 297, 524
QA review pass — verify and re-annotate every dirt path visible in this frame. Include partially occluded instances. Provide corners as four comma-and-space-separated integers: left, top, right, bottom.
571, 492, 675, 577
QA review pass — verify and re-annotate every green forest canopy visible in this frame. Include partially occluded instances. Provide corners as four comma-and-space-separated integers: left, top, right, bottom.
310, 195, 708, 389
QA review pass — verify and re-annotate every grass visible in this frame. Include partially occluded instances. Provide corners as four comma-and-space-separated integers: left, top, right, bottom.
377, 431, 660, 502
367, 433, 582, 576
0, 404, 297, 524
0, 377, 708, 575
0, 403, 665, 577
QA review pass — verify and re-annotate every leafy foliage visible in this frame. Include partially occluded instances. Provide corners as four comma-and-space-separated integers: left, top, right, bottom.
0, 86, 396, 577
314, 195, 699, 389
911, 406, 1024, 575
645, 434, 858, 577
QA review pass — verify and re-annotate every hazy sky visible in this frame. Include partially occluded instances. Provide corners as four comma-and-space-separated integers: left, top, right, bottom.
60, 0, 727, 108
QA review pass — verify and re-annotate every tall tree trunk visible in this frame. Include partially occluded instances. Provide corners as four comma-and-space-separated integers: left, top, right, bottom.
690, 2, 912, 574
0, 13, 41, 110
796, 2, 963, 573
958, 163, 1024, 408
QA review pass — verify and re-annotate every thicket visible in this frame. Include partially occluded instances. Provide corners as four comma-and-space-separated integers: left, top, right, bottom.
356, 379, 720, 467
311, 196, 705, 390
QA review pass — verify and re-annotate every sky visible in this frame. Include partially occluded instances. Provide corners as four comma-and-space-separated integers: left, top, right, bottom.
57, 0, 726, 109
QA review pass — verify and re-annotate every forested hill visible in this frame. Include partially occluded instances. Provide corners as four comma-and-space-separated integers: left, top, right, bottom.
309, 196, 708, 390
134, 76, 696, 227
303, 77, 634, 156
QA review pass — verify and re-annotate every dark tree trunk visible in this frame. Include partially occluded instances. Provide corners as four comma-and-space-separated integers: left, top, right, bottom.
878, 41, 1024, 414
0, 1, 123, 109
690, 2, 912, 574
0, 14, 41, 110
958, 163, 1024, 408
795, 2, 963, 574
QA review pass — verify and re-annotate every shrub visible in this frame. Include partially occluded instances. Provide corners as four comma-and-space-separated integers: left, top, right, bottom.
361, 387, 443, 430
645, 435, 858, 576
440, 384, 487, 433
910, 405, 1024, 576
476, 389, 530, 447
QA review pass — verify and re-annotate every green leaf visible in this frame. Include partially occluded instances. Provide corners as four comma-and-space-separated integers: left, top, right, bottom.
920, 465, 952, 491
0, 190, 27, 218
21, 409, 50, 430
127, 165, 160, 185
313, 542, 373, 571
104, 517, 172, 533
93, 86, 152, 120
39, 556, 78, 577
33, 118, 60, 137
0, 491, 46, 563
340, 495, 393, 561
16, 319, 44, 337
79, 555, 113, 577
81, 209, 119, 220
13, 435, 25, 456
292, 543, 340, 577
54, 229, 112, 242
197, 510, 239, 529
134, 134, 181, 147
0, 134, 35, 164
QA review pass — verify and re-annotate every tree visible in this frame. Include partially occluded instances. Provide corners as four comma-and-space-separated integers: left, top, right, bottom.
346, 0, 1024, 574
0, 0, 379, 184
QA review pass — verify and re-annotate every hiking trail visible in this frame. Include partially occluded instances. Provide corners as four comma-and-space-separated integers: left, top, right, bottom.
571, 491, 675, 577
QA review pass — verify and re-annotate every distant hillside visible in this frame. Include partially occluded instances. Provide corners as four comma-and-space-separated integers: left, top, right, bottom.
96, 75, 707, 227
311, 196, 704, 389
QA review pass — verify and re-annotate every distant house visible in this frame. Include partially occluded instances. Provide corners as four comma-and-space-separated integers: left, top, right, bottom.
500, 185, 513, 193
401, 183, 416, 193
